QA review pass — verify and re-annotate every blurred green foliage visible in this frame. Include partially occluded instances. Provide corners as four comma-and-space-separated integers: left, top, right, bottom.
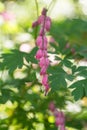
0, 0, 87, 130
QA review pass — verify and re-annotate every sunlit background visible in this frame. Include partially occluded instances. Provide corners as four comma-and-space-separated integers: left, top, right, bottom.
0, 0, 87, 50
0, 0, 87, 130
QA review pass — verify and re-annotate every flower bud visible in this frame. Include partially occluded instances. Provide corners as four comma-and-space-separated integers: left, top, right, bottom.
55, 117, 61, 126
40, 66, 47, 75
39, 56, 49, 68
32, 20, 38, 28
36, 36, 42, 46
49, 102, 55, 112
42, 74, 48, 86
35, 49, 43, 60
45, 17, 51, 31
54, 109, 59, 117
44, 84, 50, 95
39, 27, 44, 36
38, 15, 45, 24
41, 8, 47, 15
33, 8, 51, 95
36, 36, 47, 49
60, 125, 66, 130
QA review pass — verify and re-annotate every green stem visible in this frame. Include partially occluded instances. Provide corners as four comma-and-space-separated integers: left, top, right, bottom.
47, 0, 57, 15
35, 0, 39, 18
47, 0, 53, 10
34, 0, 39, 40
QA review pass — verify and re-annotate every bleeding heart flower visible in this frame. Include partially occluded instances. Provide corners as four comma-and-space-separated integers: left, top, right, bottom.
54, 109, 59, 117
55, 117, 61, 126
32, 8, 51, 95
39, 56, 49, 68
48, 102, 55, 112
38, 15, 45, 24
41, 8, 47, 15
39, 27, 44, 36
60, 125, 66, 130
45, 17, 51, 31
44, 84, 50, 95
36, 49, 43, 60
36, 36, 42, 46
36, 36, 47, 49
42, 74, 48, 86
32, 20, 39, 28
40, 66, 47, 75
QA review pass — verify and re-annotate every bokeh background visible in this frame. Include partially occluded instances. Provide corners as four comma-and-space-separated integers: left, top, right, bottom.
0, 0, 87, 130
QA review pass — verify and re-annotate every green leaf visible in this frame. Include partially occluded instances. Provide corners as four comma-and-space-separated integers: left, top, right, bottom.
65, 74, 75, 81
48, 65, 66, 74
25, 47, 38, 64
50, 19, 87, 46
69, 79, 87, 100
48, 66, 67, 91
0, 50, 24, 73
75, 66, 87, 78
72, 87, 84, 101
0, 89, 14, 103
0, 47, 38, 73
77, 70, 87, 78
72, 65, 77, 74
62, 59, 72, 68
84, 86, 87, 96
76, 66, 87, 72
29, 71, 36, 82
77, 48, 87, 58
49, 74, 67, 91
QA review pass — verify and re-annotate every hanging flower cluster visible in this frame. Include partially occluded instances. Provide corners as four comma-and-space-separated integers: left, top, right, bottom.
49, 102, 66, 130
32, 8, 51, 95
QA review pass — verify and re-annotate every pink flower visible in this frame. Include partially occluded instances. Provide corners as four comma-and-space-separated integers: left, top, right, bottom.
55, 111, 65, 126
39, 27, 44, 36
54, 109, 59, 117
35, 49, 43, 60
45, 17, 51, 31
46, 16, 51, 22
33, 8, 51, 95
58, 111, 65, 119
41, 8, 47, 15
44, 84, 50, 95
40, 37, 48, 50
39, 57, 49, 67
49, 102, 55, 112
39, 56, 46, 67
2, 11, 15, 21
45, 58, 50, 66
42, 74, 48, 86
38, 15, 45, 24
45, 20, 51, 31
36, 36, 47, 49
48, 101, 65, 129
59, 117, 65, 125
60, 125, 66, 130
40, 66, 47, 75
39, 57, 45, 67
55, 117, 61, 126
32, 20, 38, 28
36, 36, 42, 46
